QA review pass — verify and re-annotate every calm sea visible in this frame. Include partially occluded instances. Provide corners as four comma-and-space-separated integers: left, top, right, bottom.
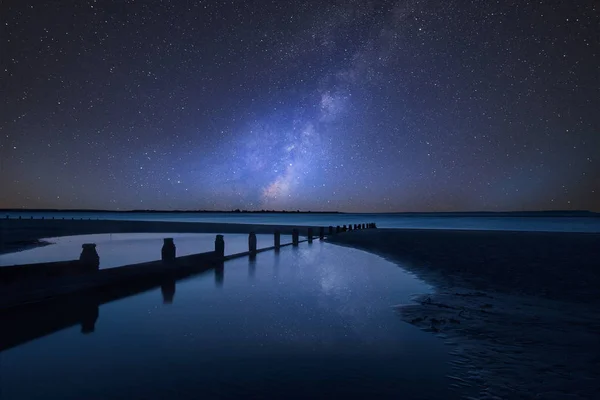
3, 211, 600, 232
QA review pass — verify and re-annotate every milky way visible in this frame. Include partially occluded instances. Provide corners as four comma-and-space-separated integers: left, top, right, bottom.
1, 0, 598, 211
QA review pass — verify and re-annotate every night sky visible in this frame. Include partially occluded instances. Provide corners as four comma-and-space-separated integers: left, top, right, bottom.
1, 1, 598, 212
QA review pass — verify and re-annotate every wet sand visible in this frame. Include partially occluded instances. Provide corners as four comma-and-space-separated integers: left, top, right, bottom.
327, 229, 600, 399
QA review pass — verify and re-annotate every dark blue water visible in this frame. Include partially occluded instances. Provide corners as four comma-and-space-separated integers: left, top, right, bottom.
0, 242, 457, 400
4, 211, 599, 232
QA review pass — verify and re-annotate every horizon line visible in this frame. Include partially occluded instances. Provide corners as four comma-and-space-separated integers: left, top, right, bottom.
0, 208, 598, 215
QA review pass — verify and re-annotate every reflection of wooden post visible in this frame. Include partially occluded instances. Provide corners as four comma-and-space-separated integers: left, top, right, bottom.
161, 238, 176, 262
292, 229, 299, 246
161, 279, 176, 304
307, 228, 313, 243
215, 263, 224, 286
274, 230, 281, 249
248, 232, 257, 254
80, 304, 99, 334
80, 243, 100, 270
319, 227, 325, 240
214, 235, 225, 258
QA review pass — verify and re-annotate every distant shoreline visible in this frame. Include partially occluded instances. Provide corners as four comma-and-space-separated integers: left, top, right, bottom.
0, 209, 597, 217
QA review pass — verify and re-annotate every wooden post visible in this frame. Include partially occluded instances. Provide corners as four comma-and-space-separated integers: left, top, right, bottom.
80, 243, 100, 270
248, 232, 257, 254
161, 238, 176, 262
336, 225, 341, 233
274, 230, 281, 249
349, 224, 353, 231
308, 228, 313, 243
214, 235, 225, 258
328, 226, 334, 235
343, 225, 347, 232
292, 229, 299, 246
319, 227, 325, 240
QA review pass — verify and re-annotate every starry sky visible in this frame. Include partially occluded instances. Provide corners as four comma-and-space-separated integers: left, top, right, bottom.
1, 0, 598, 212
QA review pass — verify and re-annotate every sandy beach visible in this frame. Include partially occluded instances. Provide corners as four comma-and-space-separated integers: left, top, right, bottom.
327, 229, 600, 399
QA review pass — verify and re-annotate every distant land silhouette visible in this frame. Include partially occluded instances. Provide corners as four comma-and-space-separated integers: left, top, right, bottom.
0, 209, 598, 217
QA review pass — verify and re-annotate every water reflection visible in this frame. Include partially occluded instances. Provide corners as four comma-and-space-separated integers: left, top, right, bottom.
80, 304, 99, 334
214, 263, 224, 287
0, 295, 101, 352
248, 256, 256, 278
160, 279, 176, 304
1, 243, 458, 400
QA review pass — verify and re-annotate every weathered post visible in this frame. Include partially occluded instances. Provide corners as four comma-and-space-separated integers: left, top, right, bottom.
362, 223, 365, 229
80, 243, 100, 270
292, 228, 299, 246
214, 235, 225, 258
161, 238, 176, 262
248, 232, 257, 254
319, 227, 325, 240
349, 224, 353, 231
308, 228, 313, 243
343, 225, 347, 232
328, 226, 334, 235
274, 230, 281, 249
336, 225, 341, 233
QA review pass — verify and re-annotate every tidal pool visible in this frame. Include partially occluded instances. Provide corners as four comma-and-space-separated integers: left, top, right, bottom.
1, 240, 457, 399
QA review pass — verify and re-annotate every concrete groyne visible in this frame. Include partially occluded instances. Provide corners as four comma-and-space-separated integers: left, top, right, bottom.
0, 222, 378, 352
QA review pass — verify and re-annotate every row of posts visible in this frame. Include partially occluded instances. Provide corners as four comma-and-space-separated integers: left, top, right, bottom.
159, 222, 377, 261
76, 222, 378, 265
5, 216, 97, 220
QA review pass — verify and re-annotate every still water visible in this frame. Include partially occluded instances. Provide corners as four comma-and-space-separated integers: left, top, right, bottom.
1, 241, 457, 400
0, 233, 292, 268
4, 211, 600, 232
